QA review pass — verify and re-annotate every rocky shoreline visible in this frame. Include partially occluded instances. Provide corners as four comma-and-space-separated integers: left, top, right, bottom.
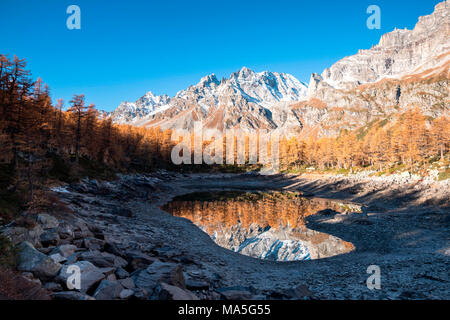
1, 171, 449, 300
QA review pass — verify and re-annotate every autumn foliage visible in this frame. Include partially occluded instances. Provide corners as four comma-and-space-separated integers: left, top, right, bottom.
163, 192, 353, 232
0, 55, 175, 204
0, 54, 448, 211
279, 108, 449, 173
0, 267, 50, 300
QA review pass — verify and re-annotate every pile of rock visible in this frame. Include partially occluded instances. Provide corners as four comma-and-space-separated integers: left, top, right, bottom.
0, 171, 318, 300
2, 211, 315, 300
1, 212, 205, 300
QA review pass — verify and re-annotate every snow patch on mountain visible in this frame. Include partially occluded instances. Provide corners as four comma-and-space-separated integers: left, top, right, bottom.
210, 222, 352, 262
110, 92, 171, 124
110, 67, 308, 125
237, 231, 311, 261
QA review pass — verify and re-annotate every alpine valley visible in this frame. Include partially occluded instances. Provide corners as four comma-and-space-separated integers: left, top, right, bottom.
1, 0, 450, 303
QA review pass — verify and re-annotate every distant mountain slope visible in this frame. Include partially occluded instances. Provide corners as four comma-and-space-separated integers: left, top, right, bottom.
109, 92, 171, 124
310, 0, 449, 93
110, 67, 308, 132
110, 1, 449, 136
299, 1, 449, 136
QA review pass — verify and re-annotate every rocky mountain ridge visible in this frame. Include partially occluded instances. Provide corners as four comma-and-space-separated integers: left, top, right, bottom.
211, 223, 353, 262
111, 92, 171, 124
109, 67, 308, 132
293, 1, 449, 136
313, 0, 449, 92
109, 1, 449, 136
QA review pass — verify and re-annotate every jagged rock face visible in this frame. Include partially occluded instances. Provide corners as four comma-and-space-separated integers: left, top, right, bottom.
298, 1, 450, 136
110, 92, 171, 124
162, 192, 356, 261
110, 67, 308, 132
109, 1, 449, 136
210, 223, 353, 261
294, 72, 449, 136
314, 1, 450, 91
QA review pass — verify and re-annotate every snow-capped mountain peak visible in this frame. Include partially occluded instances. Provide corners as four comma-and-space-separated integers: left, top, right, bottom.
110, 91, 171, 124
108, 2, 448, 136
110, 67, 308, 126
227, 68, 308, 107
198, 74, 220, 87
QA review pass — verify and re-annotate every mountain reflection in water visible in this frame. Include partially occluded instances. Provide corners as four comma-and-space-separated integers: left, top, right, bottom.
162, 191, 357, 261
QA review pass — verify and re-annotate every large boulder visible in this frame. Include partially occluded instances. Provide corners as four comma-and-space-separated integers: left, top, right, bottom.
57, 222, 75, 240
93, 280, 124, 300
49, 253, 67, 264
64, 252, 79, 265
83, 238, 105, 251
40, 229, 60, 247
115, 267, 130, 279
185, 278, 210, 291
99, 267, 116, 278
119, 289, 134, 300
2, 225, 43, 247
73, 219, 94, 239
50, 244, 77, 258
119, 277, 135, 289
17, 241, 62, 281
131, 260, 186, 295
57, 261, 105, 293
155, 283, 199, 300
104, 241, 124, 257
125, 250, 158, 270
36, 214, 59, 229
79, 250, 127, 268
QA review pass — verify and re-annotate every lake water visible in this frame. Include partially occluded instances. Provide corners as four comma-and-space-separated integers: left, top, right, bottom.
162, 191, 357, 261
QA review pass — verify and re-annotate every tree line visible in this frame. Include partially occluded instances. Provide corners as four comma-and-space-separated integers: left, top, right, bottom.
0, 55, 174, 204
1, 54, 448, 208
279, 107, 449, 173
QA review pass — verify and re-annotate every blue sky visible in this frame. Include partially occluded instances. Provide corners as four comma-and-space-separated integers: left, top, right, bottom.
0, 0, 442, 111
